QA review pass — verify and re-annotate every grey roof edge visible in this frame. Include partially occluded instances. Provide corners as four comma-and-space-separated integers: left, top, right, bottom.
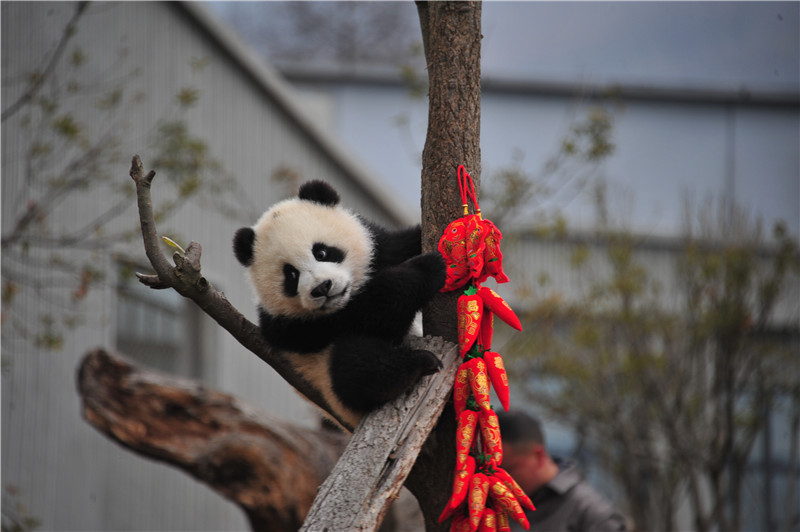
175, 1, 417, 227
278, 61, 800, 108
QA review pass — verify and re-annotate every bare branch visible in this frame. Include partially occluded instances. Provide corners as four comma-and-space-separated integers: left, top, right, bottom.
1, 1, 89, 122
134, 272, 170, 290
2, 140, 111, 250
128, 154, 353, 430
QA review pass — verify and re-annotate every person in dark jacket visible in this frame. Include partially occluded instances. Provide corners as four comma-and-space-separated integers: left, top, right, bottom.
498, 410, 629, 532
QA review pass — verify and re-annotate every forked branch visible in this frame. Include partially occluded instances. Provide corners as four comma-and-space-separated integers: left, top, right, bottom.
128, 154, 350, 429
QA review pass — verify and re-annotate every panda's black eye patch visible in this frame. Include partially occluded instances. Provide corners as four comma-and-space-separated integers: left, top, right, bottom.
283, 264, 299, 297
312, 243, 345, 263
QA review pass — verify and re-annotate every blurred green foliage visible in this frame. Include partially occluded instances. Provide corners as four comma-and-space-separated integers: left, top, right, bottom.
506, 197, 799, 530
1, 3, 246, 356
479, 101, 799, 530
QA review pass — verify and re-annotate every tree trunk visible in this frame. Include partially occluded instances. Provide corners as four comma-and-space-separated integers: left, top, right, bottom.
407, 3, 482, 531
417, 0, 482, 338
77, 348, 347, 532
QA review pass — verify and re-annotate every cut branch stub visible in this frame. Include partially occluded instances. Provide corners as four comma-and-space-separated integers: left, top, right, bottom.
171, 241, 209, 293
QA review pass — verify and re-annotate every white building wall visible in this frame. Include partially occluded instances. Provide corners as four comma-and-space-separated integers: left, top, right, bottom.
291, 75, 799, 240
2, 2, 408, 530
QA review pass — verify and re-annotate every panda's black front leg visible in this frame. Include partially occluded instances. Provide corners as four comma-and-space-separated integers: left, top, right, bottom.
351, 251, 446, 339
329, 335, 443, 413
363, 221, 423, 269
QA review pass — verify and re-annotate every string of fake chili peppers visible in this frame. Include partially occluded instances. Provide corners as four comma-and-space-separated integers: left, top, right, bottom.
436, 166, 535, 531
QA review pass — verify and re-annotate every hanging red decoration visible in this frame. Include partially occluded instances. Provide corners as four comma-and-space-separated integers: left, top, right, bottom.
438, 165, 532, 531
438, 166, 511, 292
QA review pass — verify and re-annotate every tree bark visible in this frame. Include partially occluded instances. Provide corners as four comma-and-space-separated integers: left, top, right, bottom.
417, 0, 482, 339
407, 3, 482, 531
77, 348, 347, 532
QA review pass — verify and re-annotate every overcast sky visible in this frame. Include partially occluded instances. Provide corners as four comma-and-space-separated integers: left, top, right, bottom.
212, 1, 799, 93
480, 1, 798, 92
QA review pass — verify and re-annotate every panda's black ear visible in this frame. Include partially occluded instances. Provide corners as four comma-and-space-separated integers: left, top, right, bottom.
233, 227, 255, 266
298, 180, 340, 207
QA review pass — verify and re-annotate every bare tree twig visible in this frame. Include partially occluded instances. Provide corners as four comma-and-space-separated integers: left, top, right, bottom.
1, 1, 90, 123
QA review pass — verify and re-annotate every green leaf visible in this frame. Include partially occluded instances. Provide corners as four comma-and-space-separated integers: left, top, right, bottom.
161, 235, 185, 254
175, 87, 199, 108
69, 47, 86, 67
52, 114, 81, 139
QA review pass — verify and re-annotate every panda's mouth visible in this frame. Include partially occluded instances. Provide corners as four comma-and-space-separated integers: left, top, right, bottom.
318, 285, 350, 311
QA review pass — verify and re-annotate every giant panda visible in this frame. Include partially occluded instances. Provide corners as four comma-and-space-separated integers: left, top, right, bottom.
233, 180, 447, 428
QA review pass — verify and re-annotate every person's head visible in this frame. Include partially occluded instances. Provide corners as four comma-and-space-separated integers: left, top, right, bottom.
498, 410, 559, 494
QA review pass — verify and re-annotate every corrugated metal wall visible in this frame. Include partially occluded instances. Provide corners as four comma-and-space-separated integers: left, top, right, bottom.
1, 2, 404, 530
501, 232, 799, 327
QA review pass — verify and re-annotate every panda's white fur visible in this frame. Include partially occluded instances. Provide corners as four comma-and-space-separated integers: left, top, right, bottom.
234, 180, 446, 429
244, 196, 374, 427
248, 197, 373, 318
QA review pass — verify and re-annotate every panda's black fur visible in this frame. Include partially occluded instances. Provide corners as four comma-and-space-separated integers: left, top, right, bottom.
233, 180, 446, 427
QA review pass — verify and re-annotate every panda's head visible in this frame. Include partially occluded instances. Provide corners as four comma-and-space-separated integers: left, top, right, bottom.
233, 180, 373, 318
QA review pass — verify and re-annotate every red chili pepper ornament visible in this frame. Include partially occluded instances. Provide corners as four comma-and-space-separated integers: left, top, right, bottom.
455, 409, 479, 470
439, 455, 477, 523
467, 357, 492, 412
482, 351, 510, 412
479, 409, 503, 465
479, 308, 494, 351
478, 508, 498, 532
454, 362, 471, 415
468, 473, 491, 531
488, 477, 529, 530
457, 288, 484, 356
437, 164, 534, 530
493, 467, 535, 512
477, 286, 522, 331
496, 510, 511, 532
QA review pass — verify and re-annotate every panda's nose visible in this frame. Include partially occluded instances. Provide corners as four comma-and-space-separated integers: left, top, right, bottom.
311, 280, 332, 298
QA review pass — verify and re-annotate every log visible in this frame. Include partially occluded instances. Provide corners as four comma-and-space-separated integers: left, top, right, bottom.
77, 348, 347, 532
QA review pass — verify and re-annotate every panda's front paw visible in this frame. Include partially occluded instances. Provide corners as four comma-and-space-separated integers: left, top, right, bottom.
409, 252, 447, 291
412, 349, 444, 376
